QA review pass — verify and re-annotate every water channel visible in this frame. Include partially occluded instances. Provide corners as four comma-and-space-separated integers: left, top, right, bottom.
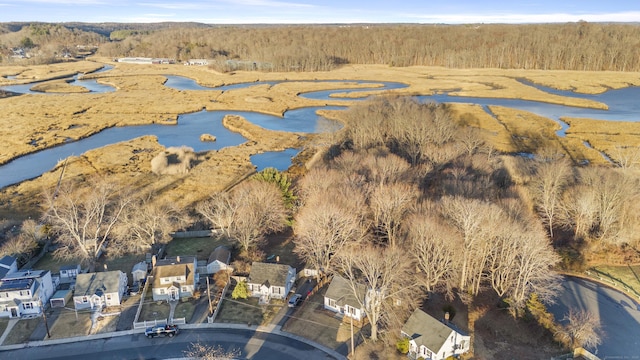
1, 72, 639, 189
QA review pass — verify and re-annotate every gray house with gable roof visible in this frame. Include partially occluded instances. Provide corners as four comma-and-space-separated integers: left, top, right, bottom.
401, 308, 470, 360
247, 262, 295, 304
73, 270, 127, 310
323, 275, 367, 322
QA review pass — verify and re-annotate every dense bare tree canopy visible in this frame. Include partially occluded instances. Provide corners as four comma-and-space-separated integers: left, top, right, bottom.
42, 176, 133, 270
198, 179, 288, 255
91, 22, 640, 72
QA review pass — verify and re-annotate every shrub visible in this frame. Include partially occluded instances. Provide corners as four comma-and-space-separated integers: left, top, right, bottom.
396, 337, 410, 354
232, 280, 249, 300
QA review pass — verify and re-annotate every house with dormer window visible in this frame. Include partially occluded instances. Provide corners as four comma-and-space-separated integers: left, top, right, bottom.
246, 262, 295, 304
151, 256, 198, 301
73, 270, 128, 310
0, 269, 54, 318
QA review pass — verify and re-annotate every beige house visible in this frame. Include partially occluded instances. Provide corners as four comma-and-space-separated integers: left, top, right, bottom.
151, 256, 198, 301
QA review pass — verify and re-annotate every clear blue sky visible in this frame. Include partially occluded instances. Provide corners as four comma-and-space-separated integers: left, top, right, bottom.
1, 0, 639, 24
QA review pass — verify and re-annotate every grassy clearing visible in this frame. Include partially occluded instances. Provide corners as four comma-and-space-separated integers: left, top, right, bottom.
215, 295, 281, 326
99, 254, 145, 276
591, 264, 640, 297
33, 253, 83, 274
139, 301, 171, 322
282, 290, 346, 350
264, 229, 303, 270
2, 318, 40, 345
49, 311, 92, 339
165, 235, 232, 261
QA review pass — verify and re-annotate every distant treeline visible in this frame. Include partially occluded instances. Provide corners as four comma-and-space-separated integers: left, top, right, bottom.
2, 22, 640, 72
95, 22, 640, 72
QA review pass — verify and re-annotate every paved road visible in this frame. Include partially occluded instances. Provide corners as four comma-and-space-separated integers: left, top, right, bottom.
0, 328, 339, 360
549, 276, 640, 359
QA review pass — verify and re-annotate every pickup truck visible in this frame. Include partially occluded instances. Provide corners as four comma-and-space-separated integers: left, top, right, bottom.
145, 324, 179, 338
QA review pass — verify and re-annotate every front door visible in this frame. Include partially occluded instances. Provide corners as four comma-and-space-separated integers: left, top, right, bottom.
170, 288, 178, 300
10, 307, 18, 318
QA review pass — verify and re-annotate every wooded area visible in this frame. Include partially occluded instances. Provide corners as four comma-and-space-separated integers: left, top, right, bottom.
2, 22, 640, 72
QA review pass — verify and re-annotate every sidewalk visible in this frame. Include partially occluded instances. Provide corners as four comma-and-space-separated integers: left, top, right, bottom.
0, 321, 346, 360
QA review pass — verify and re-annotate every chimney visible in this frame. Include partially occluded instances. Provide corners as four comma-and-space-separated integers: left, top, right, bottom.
152, 255, 157, 268
444, 312, 450, 324
176, 256, 180, 263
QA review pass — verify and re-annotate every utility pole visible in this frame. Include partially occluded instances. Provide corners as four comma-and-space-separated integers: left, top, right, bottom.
350, 315, 354, 356
40, 300, 51, 338
206, 276, 213, 316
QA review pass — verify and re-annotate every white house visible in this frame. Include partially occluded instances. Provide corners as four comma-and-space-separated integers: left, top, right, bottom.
0, 270, 54, 318
73, 271, 128, 310
151, 256, 198, 301
59, 264, 81, 283
401, 308, 470, 360
0, 255, 18, 279
246, 262, 295, 304
206, 246, 231, 275
323, 275, 367, 322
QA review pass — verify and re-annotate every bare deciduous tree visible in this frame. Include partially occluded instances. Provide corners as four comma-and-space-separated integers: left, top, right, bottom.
42, 176, 133, 271
530, 158, 573, 237
406, 211, 458, 294
294, 196, 367, 279
370, 182, 418, 247
199, 180, 287, 256
114, 196, 190, 254
183, 342, 240, 360
555, 309, 603, 349
335, 244, 412, 342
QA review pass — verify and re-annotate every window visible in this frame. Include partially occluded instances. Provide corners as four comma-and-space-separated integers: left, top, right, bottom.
273, 287, 281, 294
23, 302, 33, 309
82, 296, 88, 303
176, 276, 183, 281
160, 289, 165, 295
106, 294, 112, 300
328, 299, 336, 308
182, 286, 188, 292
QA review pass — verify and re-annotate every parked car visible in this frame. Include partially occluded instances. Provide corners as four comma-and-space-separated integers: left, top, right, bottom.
288, 293, 302, 307
145, 324, 179, 338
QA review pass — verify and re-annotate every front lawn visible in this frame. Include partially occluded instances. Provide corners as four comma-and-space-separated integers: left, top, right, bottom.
139, 301, 171, 322
2, 318, 40, 345
174, 301, 196, 322
215, 295, 281, 326
48, 311, 92, 339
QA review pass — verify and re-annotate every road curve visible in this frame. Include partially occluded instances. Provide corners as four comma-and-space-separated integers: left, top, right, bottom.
549, 276, 640, 358
0, 328, 343, 360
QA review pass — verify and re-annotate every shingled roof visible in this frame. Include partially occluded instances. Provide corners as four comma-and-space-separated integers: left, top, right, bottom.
402, 308, 462, 354
324, 275, 366, 309
75, 271, 123, 297
248, 262, 293, 288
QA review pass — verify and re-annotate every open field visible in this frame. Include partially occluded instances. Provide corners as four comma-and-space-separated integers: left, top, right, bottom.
164, 235, 232, 261
2, 60, 639, 220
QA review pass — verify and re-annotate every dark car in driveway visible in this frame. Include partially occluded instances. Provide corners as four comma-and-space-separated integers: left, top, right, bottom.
145, 324, 179, 338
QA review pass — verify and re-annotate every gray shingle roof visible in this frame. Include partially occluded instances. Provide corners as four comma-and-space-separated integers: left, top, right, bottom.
402, 309, 456, 353
324, 275, 366, 309
75, 271, 123, 296
208, 246, 231, 265
248, 262, 293, 288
